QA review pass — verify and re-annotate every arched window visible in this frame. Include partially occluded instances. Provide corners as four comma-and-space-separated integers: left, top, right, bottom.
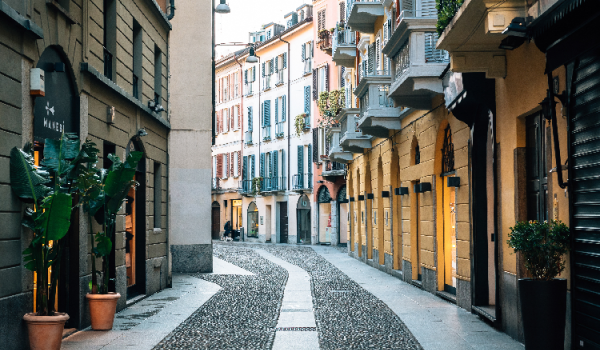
247, 202, 259, 238
318, 186, 332, 203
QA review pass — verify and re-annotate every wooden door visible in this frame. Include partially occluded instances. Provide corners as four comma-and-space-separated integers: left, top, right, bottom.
280, 202, 288, 243
526, 112, 548, 222
212, 207, 220, 239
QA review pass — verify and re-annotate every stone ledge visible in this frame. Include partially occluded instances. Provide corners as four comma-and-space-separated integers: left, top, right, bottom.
0, 1, 44, 39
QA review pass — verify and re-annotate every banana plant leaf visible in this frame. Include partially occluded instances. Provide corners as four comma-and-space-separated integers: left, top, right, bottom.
36, 192, 73, 241
93, 233, 112, 257
66, 139, 100, 181
42, 133, 80, 176
104, 152, 143, 214
10, 146, 52, 204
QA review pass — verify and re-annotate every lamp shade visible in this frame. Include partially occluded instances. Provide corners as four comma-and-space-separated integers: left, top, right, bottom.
247, 47, 258, 63
215, 0, 230, 14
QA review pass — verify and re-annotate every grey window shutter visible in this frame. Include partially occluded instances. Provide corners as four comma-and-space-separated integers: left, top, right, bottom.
341, 67, 346, 88
325, 63, 329, 91
368, 43, 374, 74
273, 151, 278, 180
248, 106, 253, 131
244, 70, 248, 84
275, 98, 279, 123
265, 100, 271, 126
302, 44, 306, 62
270, 58, 274, 75
275, 56, 279, 72
304, 86, 311, 114
243, 156, 248, 180
311, 41, 314, 57
262, 62, 265, 77
312, 128, 318, 162
307, 144, 312, 171
282, 149, 285, 178
283, 52, 287, 69
251, 155, 255, 178
312, 69, 318, 100
282, 95, 286, 121
252, 67, 256, 82
298, 145, 304, 181
260, 153, 265, 178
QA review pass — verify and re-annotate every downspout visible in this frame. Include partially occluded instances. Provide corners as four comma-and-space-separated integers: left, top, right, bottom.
234, 54, 244, 187
211, 0, 215, 146
545, 70, 568, 189
167, 0, 176, 20
278, 34, 291, 191
258, 55, 261, 179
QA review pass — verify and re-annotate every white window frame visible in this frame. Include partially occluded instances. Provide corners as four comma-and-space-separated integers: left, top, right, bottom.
222, 154, 229, 179
234, 152, 239, 177
234, 72, 239, 98
318, 67, 326, 95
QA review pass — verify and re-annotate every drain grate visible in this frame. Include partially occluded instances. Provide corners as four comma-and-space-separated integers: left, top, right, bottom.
275, 327, 317, 332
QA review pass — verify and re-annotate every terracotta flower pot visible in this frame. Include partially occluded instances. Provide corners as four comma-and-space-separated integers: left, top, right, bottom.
23, 312, 69, 350
86, 292, 121, 330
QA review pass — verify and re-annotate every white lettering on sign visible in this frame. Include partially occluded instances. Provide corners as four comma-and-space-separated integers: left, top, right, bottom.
44, 118, 64, 133
45, 101, 55, 116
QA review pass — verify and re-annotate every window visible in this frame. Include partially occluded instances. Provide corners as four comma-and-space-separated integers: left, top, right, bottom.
223, 75, 229, 100
154, 162, 162, 229
300, 10, 305, 21
154, 45, 162, 106
234, 72, 240, 98
318, 10, 326, 32
339, 2, 346, 22
103, 0, 116, 80
132, 20, 142, 99
318, 128, 326, 159
234, 105, 240, 130
222, 154, 229, 179
318, 67, 326, 94
233, 152, 239, 177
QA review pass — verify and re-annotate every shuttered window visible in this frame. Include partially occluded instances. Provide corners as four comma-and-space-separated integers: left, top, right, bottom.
312, 68, 318, 100
274, 151, 278, 180
307, 144, 312, 172
282, 95, 287, 121
243, 156, 248, 180
304, 86, 311, 115
250, 155, 255, 179
275, 98, 279, 123
248, 106, 253, 131
263, 100, 271, 126
217, 154, 223, 178
298, 145, 304, 185
260, 153, 265, 178
421, 0, 437, 16
318, 10, 326, 31
312, 128, 319, 163
283, 52, 287, 69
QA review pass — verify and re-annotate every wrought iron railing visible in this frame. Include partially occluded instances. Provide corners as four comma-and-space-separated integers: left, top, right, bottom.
211, 178, 221, 190
359, 67, 390, 82
333, 24, 356, 55
263, 177, 286, 191
276, 123, 285, 138
292, 173, 313, 190
325, 160, 346, 172
317, 30, 332, 52
103, 47, 113, 79
262, 125, 271, 141
240, 179, 252, 194
378, 85, 394, 107
395, 41, 411, 79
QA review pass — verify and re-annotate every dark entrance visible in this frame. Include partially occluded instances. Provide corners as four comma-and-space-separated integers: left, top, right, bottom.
212, 202, 221, 240
126, 139, 146, 299
34, 46, 80, 328
526, 112, 549, 222
570, 46, 600, 349
297, 195, 311, 244
280, 202, 288, 243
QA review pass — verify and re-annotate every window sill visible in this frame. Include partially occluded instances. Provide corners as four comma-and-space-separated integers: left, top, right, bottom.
263, 87, 272, 92
303, 71, 312, 77
153, 228, 163, 234
275, 82, 285, 87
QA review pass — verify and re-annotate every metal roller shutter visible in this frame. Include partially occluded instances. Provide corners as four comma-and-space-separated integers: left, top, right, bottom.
571, 47, 600, 349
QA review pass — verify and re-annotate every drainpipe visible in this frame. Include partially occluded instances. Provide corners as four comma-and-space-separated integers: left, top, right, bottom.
167, 0, 176, 20
234, 54, 244, 188
211, 0, 215, 145
278, 34, 291, 191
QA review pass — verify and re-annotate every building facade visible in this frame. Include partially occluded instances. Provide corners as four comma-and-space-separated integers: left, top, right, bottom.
211, 5, 316, 245
0, 0, 172, 348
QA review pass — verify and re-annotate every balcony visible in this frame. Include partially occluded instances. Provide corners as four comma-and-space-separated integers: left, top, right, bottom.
239, 179, 252, 196
356, 84, 406, 137
275, 122, 285, 138
262, 125, 271, 141
382, 17, 449, 109
292, 173, 313, 193
337, 107, 373, 153
317, 30, 332, 55
346, 0, 385, 34
245, 131, 253, 145
327, 126, 353, 163
262, 176, 286, 194
276, 70, 285, 86
262, 75, 272, 91
436, 0, 526, 78
211, 178, 221, 191
332, 25, 357, 68
322, 159, 347, 179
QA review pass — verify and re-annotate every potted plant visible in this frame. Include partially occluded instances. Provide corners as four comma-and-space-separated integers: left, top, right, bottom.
78, 151, 143, 330
507, 220, 570, 350
10, 134, 98, 350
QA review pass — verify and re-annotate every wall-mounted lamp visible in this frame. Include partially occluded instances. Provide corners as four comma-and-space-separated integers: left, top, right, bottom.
498, 36, 525, 50
107, 106, 116, 124
381, 191, 390, 198
447, 177, 460, 187
395, 187, 409, 195
502, 17, 528, 37
358, 195, 365, 201
350, 197, 355, 202
247, 47, 259, 63
367, 193, 374, 200
215, 0, 230, 14
137, 128, 148, 137
414, 183, 432, 193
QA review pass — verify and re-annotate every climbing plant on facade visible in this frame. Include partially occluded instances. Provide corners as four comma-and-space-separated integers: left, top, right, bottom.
317, 89, 345, 129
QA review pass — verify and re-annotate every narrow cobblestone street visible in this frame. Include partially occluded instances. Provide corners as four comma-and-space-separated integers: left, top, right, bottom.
62, 243, 524, 349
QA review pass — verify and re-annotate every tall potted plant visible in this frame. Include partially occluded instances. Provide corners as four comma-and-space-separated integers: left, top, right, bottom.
507, 220, 570, 350
10, 134, 99, 350
78, 151, 143, 330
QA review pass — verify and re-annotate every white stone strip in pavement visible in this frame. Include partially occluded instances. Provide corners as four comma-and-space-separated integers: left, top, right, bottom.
312, 246, 524, 350
61, 274, 221, 350
212, 256, 255, 275
254, 249, 320, 350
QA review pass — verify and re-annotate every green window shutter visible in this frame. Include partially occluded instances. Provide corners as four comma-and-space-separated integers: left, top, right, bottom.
265, 100, 271, 126
244, 69, 248, 84
275, 98, 279, 123
274, 151, 278, 179
269, 152, 274, 177
304, 86, 310, 115
312, 69, 318, 100
270, 58, 274, 75
262, 62, 265, 77
308, 144, 312, 172
302, 44, 306, 62
260, 153, 265, 178
283, 52, 287, 69
275, 56, 279, 72
282, 95, 286, 121
248, 106, 253, 131
298, 146, 304, 185
243, 156, 248, 180
251, 155, 255, 178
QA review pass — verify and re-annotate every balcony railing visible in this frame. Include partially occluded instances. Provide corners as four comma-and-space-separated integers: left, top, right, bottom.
325, 160, 346, 172
394, 34, 449, 80
240, 179, 252, 194
333, 25, 356, 53
293, 173, 313, 190
262, 125, 271, 141
245, 131, 253, 145
263, 75, 272, 90
304, 60, 312, 75
304, 115, 311, 130
211, 178, 221, 190
245, 83, 254, 96
377, 85, 394, 107
276, 123, 285, 138
263, 177, 286, 192
395, 42, 411, 79
359, 67, 390, 82
103, 47, 113, 79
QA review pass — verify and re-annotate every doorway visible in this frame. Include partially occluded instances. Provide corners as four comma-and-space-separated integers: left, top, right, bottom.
232, 199, 242, 231
247, 202, 259, 238
526, 112, 548, 222
279, 202, 288, 243
318, 186, 332, 244
442, 178, 457, 294
211, 202, 221, 239
412, 180, 421, 281
337, 186, 348, 246
297, 195, 311, 244
126, 139, 146, 300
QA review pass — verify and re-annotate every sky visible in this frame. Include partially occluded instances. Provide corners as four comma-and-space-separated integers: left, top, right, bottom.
215, 0, 310, 58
